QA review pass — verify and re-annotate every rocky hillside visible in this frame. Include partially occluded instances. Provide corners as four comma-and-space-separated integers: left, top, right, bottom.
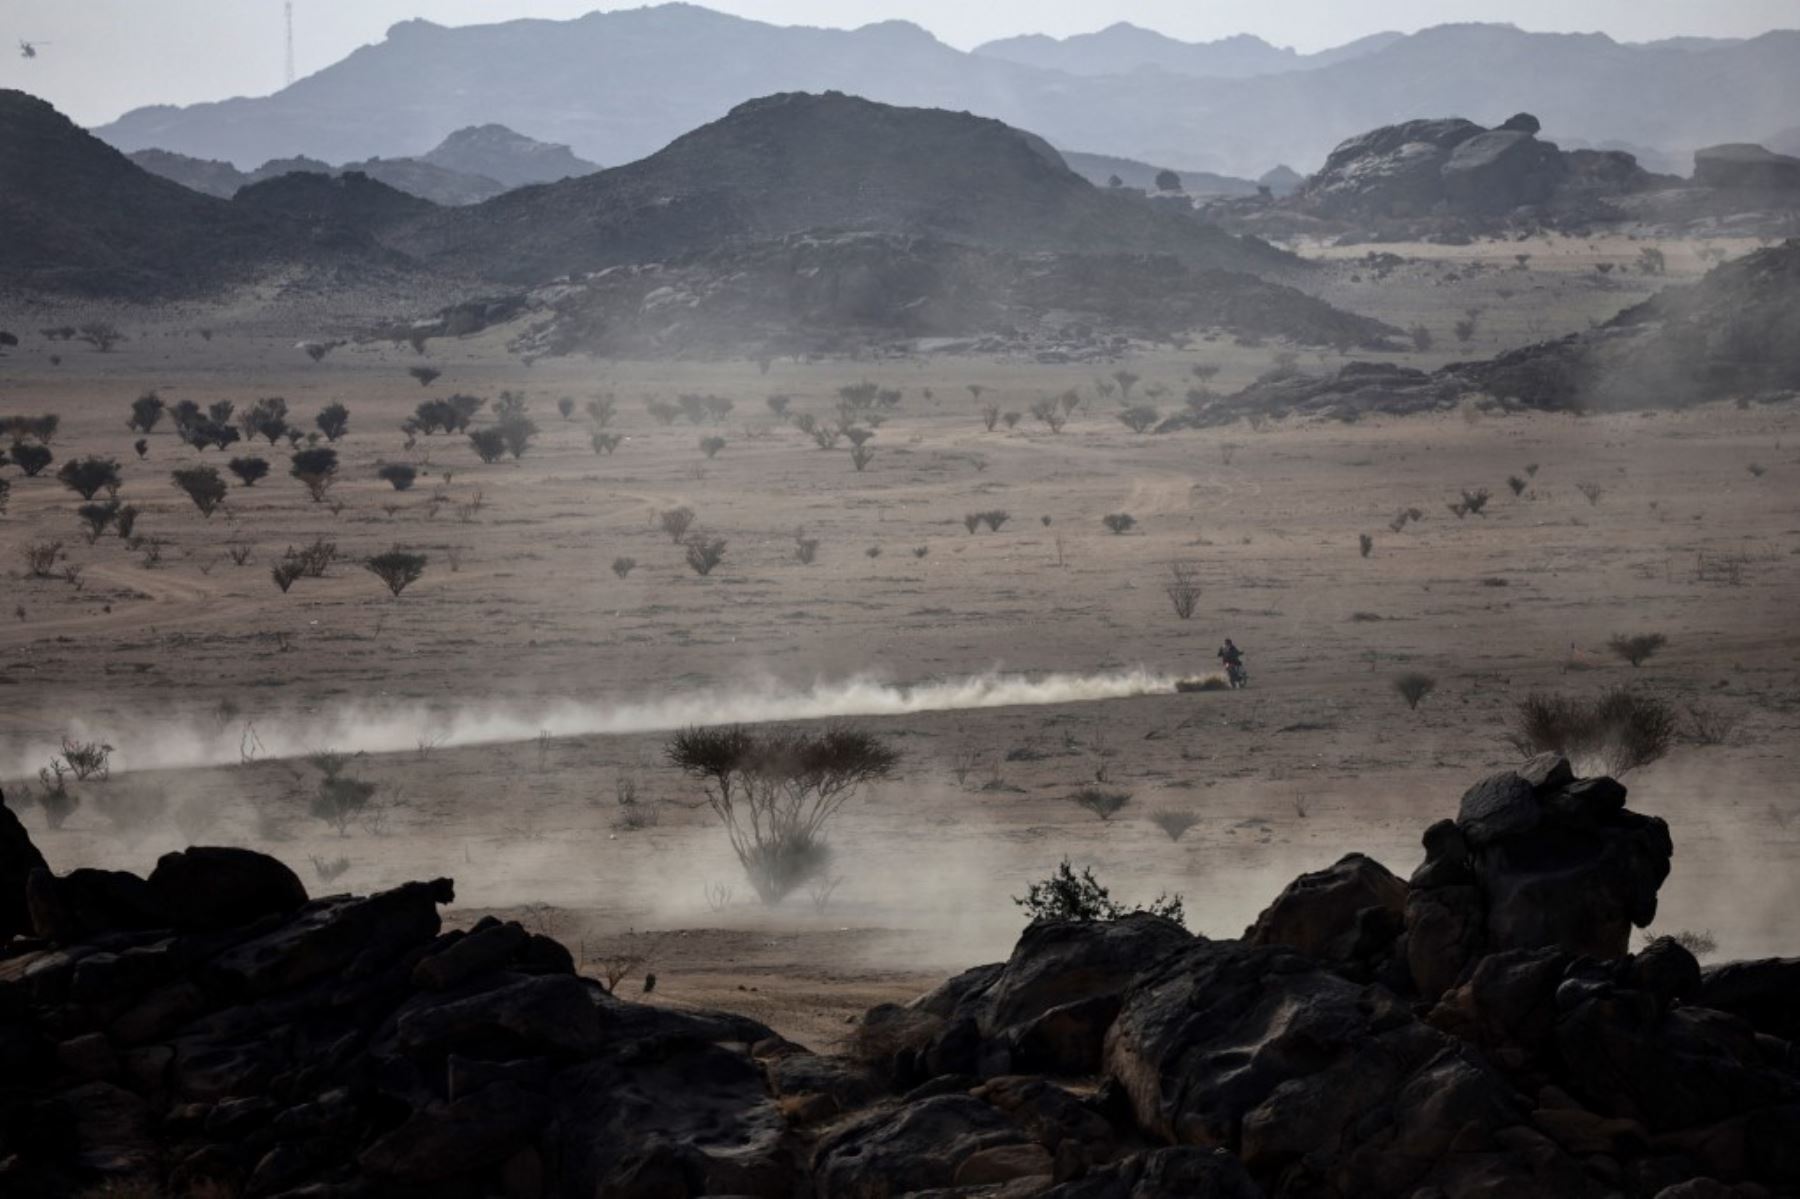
387, 92, 1289, 285
461, 233, 1397, 361
1179, 240, 1800, 424
5, 754, 1797, 1196
88, 9, 1800, 181
0, 90, 407, 298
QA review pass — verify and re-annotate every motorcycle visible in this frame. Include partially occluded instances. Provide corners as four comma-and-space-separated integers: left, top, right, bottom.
1224, 659, 1249, 689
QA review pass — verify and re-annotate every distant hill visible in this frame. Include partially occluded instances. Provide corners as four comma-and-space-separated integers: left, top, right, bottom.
0, 89, 405, 297
419, 124, 598, 188
972, 24, 1402, 78
1058, 150, 1259, 197
387, 92, 1290, 285
125, 123, 593, 206
90, 8, 1800, 179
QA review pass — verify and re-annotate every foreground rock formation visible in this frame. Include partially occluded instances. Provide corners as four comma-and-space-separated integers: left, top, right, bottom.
2, 760, 1796, 1197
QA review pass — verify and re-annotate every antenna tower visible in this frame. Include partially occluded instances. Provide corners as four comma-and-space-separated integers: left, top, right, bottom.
284, 2, 295, 86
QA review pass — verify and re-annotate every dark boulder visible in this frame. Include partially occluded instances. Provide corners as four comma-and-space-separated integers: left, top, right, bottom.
1042, 1147, 1262, 1198
1242, 851, 1405, 967
1698, 957, 1800, 1042
27, 868, 169, 943
0, 791, 48, 941
147, 846, 307, 932
813, 1093, 1033, 1198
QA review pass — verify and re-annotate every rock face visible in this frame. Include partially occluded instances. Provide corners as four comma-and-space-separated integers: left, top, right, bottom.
1694, 143, 1800, 191
1405, 757, 1671, 999
3, 764, 1795, 1198
1294, 112, 1656, 224
0, 792, 48, 941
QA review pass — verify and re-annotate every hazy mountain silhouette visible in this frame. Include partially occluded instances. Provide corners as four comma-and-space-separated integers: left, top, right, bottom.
90, 8, 1800, 179
972, 24, 1403, 77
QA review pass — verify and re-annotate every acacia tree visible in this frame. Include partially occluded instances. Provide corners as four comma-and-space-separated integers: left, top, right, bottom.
290, 447, 339, 502
172, 466, 229, 517
11, 443, 53, 477
128, 392, 165, 433
666, 724, 899, 902
365, 549, 427, 597
57, 456, 121, 501
228, 456, 270, 487
316, 402, 351, 442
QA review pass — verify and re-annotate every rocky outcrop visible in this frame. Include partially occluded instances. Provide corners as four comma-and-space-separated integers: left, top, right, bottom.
1694, 143, 1800, 191
0, 791, 48, 941
1289, 112, 1662, 229
3, 762, 1795, 1198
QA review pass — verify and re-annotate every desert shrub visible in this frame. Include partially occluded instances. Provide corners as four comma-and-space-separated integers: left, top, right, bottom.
659, 506, 695, 543
666, 723, 898, 903
1071, 786, 1131, 821
1014, 858, 1183, 926
290, 537, 338, 578
468, 428, 508, 463
377, 463, 417, 492
557, 397, 575, 420
312, 776, 377, 836
0, 475, 9, 515
1151, 811, 1199, 842
127, 391, 164, 433
1118, 406, 1159, 434
765, 395, 790, 418
699, 435, 726, 459
795, 532, 819, 564
495, 398, 538, 459
979, 510, 1010, 532
11, 443, 53, 476
1409, 324, 1435, 352
32, 768, 79, 829
241, 397, 290, 444
133, 439, 147, 459
57, 457, 121, 501
1507, 475, 1527, 496
271, 559, 304, 592
791, 412, 817, 435
228, 456, 269, 487
77, 322, 126, 352
850, 445, 875, 472
1359, 532, 1373, 558
365, 549, 427, 597
1002, 411, 1022, 429
315, 402, 350, 442
172, 466, 229, 517
1509, 687, 1677, 775
290, 447, 339, 501
408, 366, 442, 387
1577, 482, 1604, 506
1102, 513, 1136, 535
1029, 397, 1067, 433
963, 513, 981, 535
77, 501, 119, 542
1453, 317, 1478, 344
844, 427, 874, 448
60, 737, 113, 781
1164, 562, 1201, 619
1608, 633, 1667, 668
1681, 703, 1739, 746
684, 534, 727, 576
592, 432, 622, 455
811, 426, 842, 450
209, 401, 236, 428
980, 404, 1000, 432
1112, 370, 1141, 399
587, 395, 618, 426
22, 539, 63, 577
646, 399, 678, 426
611, 556, 636, 579
1461, 488, 1490, 516
1394, 672, 1437, 710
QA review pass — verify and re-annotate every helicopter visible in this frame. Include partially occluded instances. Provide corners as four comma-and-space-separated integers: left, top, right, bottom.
20, 39, 50, 60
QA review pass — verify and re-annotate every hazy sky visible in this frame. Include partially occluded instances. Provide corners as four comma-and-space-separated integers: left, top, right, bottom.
5, 0, 1797, 126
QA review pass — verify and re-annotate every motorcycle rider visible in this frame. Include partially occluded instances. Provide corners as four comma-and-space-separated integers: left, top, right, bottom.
1217, 638, 1246, 685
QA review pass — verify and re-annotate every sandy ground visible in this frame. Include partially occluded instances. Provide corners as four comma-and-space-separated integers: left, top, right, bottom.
1, 232, 1796, 1049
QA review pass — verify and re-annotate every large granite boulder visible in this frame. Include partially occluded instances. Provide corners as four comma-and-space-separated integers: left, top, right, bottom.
1442, 128, 1568, 212
1403, 757, 1671, 999
1242, 851, 1405, 968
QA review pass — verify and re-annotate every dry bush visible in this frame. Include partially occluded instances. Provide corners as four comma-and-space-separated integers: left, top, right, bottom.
1608, 633, 1667, 668
659, 506, 696, 543
172, 466, 229, 517
377, 463, 417, 492
1102, 513, 1136, 535
979, 510, 1010, 532
22, 539, 64, 577
612, 556, 636, 579
290, 447, 339, 501
980, 403, 1000, 432
1509, 687, 1677, 776
1394, 672, 1437, 710
1014, 858, 1183, 926
1118, 406, 1159, 434
1164, 562, 1201, 620
850, 445, 875, 472
408, 366, 442, 387
592, 432, 622, 455
1359, 533, 1373, 558
794, 533, 819, 564
684, 534, 727, 576
1150, 810, 1199, 842
1071, 786, 1131, 821
1577, 481, 1604, 506
666, 723, 898, 903
1029, 397, 1067, 433
57, 456, 122, 501
228, 456, 270, 487
699, 435, 727, 459
1681, 703, 1740, 746
365, 549, 427, 597
468, 427, 508, 463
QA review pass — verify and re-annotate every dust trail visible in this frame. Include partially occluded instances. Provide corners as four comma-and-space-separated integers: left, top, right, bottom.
15, 668, 1186, 778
